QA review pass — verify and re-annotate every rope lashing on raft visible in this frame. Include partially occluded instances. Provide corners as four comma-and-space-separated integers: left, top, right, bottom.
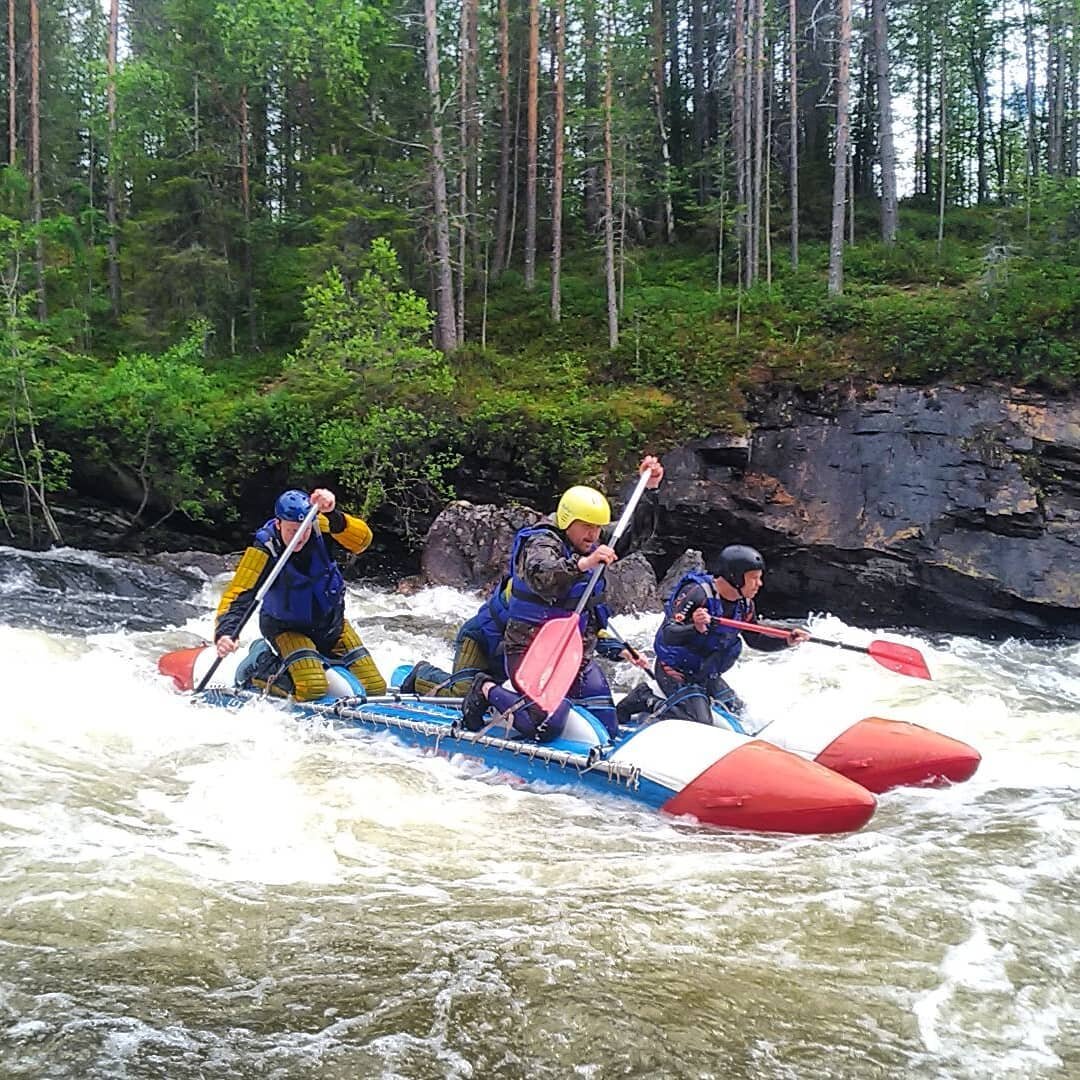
200, 687, 642, 790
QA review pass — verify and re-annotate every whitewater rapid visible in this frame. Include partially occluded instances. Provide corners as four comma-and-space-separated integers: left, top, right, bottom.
0, 549, 1077, 1078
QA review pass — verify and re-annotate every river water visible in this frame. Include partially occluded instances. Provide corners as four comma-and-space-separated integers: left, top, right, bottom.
0, 546, 1077, 1079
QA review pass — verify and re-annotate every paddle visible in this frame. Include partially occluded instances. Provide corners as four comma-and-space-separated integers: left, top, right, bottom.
514, 469, 654, 713
194, 500, 322, 693
711, 615, 932, 680
602, 628, 661, 686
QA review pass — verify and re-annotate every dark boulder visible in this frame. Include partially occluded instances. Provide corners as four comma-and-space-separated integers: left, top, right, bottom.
0, 546, 206, 633
657, 550, 708, 602
420, 503, 659, 616
603, 552, 659, 613
421, 501, 542, 591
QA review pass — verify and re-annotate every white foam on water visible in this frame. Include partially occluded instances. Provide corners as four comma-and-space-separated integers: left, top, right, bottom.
1, 581, 1079, 1077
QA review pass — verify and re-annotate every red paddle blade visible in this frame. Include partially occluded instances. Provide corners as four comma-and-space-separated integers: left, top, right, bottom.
514, 614, 584, 713
867, 640, 932, 680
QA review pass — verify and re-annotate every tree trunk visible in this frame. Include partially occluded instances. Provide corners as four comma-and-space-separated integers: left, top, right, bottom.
1054, 18, 1066, 175
506, 57, 525, 270
971, 43, 989, 203
524, 0, 539, 289
1072, 1, 1079, 176
1046, 18, 1057, 175
240, 85, 256, 351
706, 0, 720, 144
7, 0, 14, 166
603, 2, 618, 349
750, 0, 765, 282
618, 140, 627, 312
936, 42, 946, 254
1023, 0, 1038, 180
827, 0, 851, 296
914, 31, 924, 196
652, 0, 675, 241
765, 36, 773, 285
457, 0, 473, 346
691, 0, 706, 200
872, 0, 897, 241
788, 0, 799, 267
796, 0, 834, 200
583, 0, 602, 228
29, 0, 44, 319
424, 0, 457, 352
551, 0, 565, 321
998, 0, 1006, 192
732, 0, 747, 280
668, 0, 683, 169
492, 0, 512, 278
106, 0, 120, 315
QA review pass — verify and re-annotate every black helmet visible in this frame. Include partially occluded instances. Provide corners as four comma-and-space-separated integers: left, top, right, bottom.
711, 545, 765, 591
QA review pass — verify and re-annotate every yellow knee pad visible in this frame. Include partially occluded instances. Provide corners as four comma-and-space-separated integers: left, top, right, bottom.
453, 634, 493, 675
273, 632, 329, 702
333, 623, 387, 695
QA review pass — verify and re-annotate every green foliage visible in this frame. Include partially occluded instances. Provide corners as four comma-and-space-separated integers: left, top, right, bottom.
0, 209, 71, 541
284, 241, 454, 406
277, 240, 459, 531
304, 407, 461, 543
47, 321, 231, 523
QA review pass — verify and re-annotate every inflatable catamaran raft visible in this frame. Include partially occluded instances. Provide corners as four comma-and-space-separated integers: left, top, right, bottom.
159, 642, 977, 835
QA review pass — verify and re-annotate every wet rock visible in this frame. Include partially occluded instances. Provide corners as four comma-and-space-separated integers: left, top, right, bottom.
0, 546, 205, 634
146, 550, 238, 579
657, 550, 708, 601
603, 552, 659, 613
395, 574, 427, 596
655, 384, 1080, 638
420, 502, 657, 616
421, 501, 542, 590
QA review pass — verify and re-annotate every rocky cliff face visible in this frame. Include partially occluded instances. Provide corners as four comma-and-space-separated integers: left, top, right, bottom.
657, 384, 1080, 638
421, 384, 1080, 639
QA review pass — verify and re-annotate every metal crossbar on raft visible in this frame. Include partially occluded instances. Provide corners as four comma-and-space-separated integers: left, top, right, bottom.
205, 688, 642, 790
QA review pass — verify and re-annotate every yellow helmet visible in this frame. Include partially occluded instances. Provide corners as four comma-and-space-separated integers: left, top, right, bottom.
555, 485, 611, 530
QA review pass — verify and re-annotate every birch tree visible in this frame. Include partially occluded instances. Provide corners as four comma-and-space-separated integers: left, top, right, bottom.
828, 0, 852, 295
424, 0, 457, 351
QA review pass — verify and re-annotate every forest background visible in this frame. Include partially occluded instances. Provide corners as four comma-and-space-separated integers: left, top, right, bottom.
3, 0, 1080, 554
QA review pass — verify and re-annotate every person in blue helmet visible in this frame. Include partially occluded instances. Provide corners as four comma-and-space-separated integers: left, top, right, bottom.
625, 544, 808, 727
457, 455, 664, 743
213, 488, 386, 701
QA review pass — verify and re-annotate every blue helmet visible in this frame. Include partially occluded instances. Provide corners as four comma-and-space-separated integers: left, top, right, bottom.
274, 489, 311, 522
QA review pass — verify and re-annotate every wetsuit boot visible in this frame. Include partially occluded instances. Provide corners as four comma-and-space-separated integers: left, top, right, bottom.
615, 681, 661, 726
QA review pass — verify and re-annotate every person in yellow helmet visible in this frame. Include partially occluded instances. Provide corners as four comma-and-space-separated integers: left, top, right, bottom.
459, 455, 663, 742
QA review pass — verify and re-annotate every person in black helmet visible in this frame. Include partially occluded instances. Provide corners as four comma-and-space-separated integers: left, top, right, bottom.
213, 488, 387, 701
619, 545, 809, 727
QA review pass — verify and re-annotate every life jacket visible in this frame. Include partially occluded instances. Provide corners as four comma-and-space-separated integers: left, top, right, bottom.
653, 570, 751, 676
506, 524, 605, 630
254, 518, 345, 627
464, 575, 512, 657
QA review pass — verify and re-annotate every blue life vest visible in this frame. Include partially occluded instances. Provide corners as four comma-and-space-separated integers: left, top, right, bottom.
506, 524, 605, 630
254, 518, 345, 627
653, 570, 751, 676
461, 576, 512, 656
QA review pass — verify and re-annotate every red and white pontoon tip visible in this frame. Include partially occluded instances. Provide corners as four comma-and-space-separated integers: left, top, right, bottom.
662, 738, 876, 835
158, 646, 204, 692
814, 716, 981, 794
